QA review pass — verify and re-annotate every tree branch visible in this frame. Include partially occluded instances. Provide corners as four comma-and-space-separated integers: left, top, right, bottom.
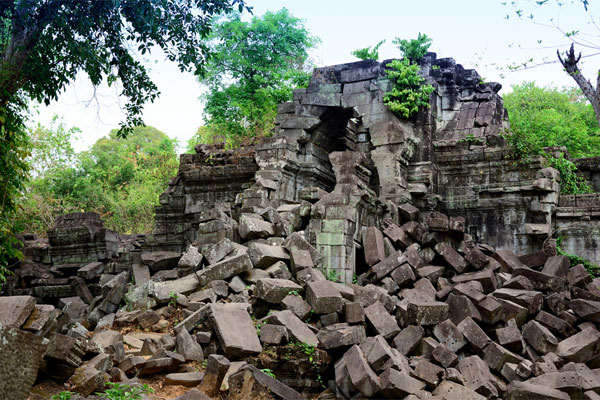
558, 43, 600, 126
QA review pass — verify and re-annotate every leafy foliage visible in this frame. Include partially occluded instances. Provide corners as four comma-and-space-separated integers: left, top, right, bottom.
193, 8, 318, 147
96, 382, 154, 400
503, 82, 600, 194
352, 40, 385, 61
556, 236, 598, 277
393, 33, 432, 62
383, 33, 434, 120
14, 124, 179, 236
384, 58, 435, 119
503, 82, 600, 159
0, 0, 247, 292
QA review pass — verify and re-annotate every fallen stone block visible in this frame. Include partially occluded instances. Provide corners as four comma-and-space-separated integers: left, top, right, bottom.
392, 325, 424, 356
0, 325, 45, 400
458, 355, 497, 397
255, 278, 303, 304
142, 251, 181, 272
506, 380, 570, 400
165, 372, 204, 387
178, 245, 203, 269
153, 274, 199, 302
239, 214, 275, 240
379, 367, 426, 398
281, 294, 312, 320
77, 261, 104, 280
556, 327, 600, 363
260, 324, 289, 345
433, 319, 467, 352
363, 226, 386, 266
522, 320, 558, 355
306, 280, 343, 314
176, 329, 203, 362
0, 295, 36, 327
457, 317, 491, 352
248, 243, 289, 268
196, 253, 252, 287
435, 242, 467, 273
227, 365, 304, 400
318, 323, 366, 350
365, 300, 400, 339
209, 304, 262, 357
267, 310, 318, 347
204, 238, 235, 265
343, 344, 381, 397
67, 366, 105, 396
406, 300, 449, 325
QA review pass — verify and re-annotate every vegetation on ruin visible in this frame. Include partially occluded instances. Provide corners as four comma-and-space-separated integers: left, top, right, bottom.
503, 82, 599, 194
187, 8, 318, 149
0, 0, 247, 288
13, 123, 179, 236
352, 40, 386, 61
383, 33, 435, 119
556, 236, 598, 277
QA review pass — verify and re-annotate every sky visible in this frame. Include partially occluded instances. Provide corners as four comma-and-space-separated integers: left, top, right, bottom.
31, 0, 593, 152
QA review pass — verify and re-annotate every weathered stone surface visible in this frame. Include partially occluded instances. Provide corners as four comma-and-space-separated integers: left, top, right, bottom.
178, 245, 203, 269
267, 310, 318, 347
0, 324, 45, 400
198, 354, 230, 397
165, 372, 204, 387
209, 304, 262, 357
177, 328, 203, 362
363, 227, 386, 266
196, 253, 252, 287
255, 278, 302, 304
365, 300, 400, 339
343, 344, 381, 397
0, 296, 36, 327
379, 367, 426, 398
281, 294, 312, 320
318, 323, 366, 350
556, 327, 600, 363
306, 280, 342, 314
142, 251, 181, 272
457, 317, 491, 351
433, 319, 467, 352
506, 380, 570, 400
248, 243, 289, 268
432, 380, 486, 400
239, 214, 275, 240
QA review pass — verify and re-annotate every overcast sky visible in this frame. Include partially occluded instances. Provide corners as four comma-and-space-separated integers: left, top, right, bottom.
31, 0, 593, 152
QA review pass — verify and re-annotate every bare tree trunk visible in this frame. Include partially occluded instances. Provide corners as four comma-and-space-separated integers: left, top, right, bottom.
558, 44, 600, 127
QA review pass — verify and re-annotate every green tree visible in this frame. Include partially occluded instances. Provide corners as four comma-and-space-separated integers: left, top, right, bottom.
503, 82, 600, 158
194, 8, 319, 146
503, 82, 599, 194
0, 0, 247, 288
15, 125, 179, 237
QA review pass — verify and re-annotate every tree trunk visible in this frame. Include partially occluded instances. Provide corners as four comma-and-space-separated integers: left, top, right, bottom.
558, 44, 600, 127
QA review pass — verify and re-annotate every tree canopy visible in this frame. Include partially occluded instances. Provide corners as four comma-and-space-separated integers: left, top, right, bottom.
15, 123, 179, 236
191, 8, 319, 146
503, 82, 599, 194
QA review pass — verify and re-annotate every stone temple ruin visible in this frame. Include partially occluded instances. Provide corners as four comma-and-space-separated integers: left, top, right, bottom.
3, 54, 600, 399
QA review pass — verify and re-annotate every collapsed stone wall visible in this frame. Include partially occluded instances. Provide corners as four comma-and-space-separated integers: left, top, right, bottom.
4, 54, 600, 400
149, 53, 600, 274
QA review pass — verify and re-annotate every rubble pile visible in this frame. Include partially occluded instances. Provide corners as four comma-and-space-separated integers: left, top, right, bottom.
3, 202, 600, 400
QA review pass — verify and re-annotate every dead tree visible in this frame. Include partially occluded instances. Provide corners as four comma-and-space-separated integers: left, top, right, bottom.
558, 43, 600, 126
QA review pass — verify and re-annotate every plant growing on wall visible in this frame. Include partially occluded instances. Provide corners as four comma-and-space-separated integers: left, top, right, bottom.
383, 33, 435, 119
351, 40, 385, 61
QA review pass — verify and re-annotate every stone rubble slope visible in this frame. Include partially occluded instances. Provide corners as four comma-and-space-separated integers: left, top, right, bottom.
3, 202, 600, 400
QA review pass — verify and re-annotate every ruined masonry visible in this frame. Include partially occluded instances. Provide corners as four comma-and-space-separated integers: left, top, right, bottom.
151, 55, 600, 280
3, 54, 600, 400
